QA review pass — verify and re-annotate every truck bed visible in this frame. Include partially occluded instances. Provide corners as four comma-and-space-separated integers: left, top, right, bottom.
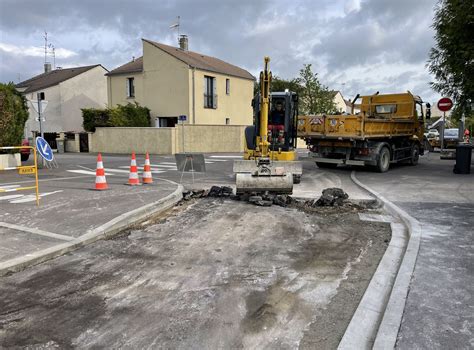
298, 114, 417, 140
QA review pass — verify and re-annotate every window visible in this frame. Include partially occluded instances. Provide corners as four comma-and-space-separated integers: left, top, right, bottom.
204, 76, 217, 108
225, 117, 230, 125
415, 103, 423, 120
226, 79, 230, 95
375, 104, 396, 114
126, 77, 135, 98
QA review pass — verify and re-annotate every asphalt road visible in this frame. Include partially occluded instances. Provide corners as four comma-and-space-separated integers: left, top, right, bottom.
356, 151, 474, 349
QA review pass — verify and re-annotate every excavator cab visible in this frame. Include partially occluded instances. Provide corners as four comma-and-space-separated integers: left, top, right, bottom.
246, 91, 299, 157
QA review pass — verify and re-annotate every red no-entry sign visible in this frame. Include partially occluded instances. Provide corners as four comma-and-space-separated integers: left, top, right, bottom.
437, 97, 453, 112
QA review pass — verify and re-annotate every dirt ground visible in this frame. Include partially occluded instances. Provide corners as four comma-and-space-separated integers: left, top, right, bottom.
0, 198, 390, 349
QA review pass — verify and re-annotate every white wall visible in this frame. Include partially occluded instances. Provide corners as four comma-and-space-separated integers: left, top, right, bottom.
23, 65, 108, 137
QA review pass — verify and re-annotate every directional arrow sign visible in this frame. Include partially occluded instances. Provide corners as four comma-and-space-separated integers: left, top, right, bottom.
35, 137, 54, 162
30, 100, 48, 113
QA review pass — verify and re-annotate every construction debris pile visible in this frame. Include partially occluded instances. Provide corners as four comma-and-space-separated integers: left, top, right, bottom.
182, 186, 352, 208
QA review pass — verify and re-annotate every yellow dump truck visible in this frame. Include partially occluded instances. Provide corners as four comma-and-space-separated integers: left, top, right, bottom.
298, 92, 431, 172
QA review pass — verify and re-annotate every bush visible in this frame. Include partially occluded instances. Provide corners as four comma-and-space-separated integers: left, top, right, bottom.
82, 102, 151, 132
0, 82, 29, 150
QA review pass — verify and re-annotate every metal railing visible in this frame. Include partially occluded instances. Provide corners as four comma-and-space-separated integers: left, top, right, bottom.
0, 146, 40, 206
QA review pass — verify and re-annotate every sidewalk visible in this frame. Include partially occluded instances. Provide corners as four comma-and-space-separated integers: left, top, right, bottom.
356, 152, 474, 349
0, 166, 182, 273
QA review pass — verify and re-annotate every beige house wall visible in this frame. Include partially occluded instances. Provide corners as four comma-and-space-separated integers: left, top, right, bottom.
89, 125, 246, 154
90, 127, 176, 154
191, 70, 253, 125
107, 72, 143, 107
142, 40, 190, 119
59, 65, 108, 131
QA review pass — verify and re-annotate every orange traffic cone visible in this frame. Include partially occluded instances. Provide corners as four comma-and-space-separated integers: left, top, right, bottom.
94, 153, 108, 190
142, 152, 153, 184
127, 152, 141, 186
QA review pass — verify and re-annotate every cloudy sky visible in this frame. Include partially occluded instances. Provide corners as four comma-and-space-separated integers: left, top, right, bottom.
0, 0, 441, 103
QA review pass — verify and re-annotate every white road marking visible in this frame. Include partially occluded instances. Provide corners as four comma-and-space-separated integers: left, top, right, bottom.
0, 175, 94, 186
67, 170, 114, 176
0, 222, 73, 241
205, 159, 227, 162
209, 155, 241, 158
105, 168, 130, 174
0, 194, 24, 201
0, 185, 21, 190
8, 190, 63, 204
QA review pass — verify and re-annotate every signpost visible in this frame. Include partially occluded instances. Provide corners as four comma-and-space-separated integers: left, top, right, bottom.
437, 97, 453, 151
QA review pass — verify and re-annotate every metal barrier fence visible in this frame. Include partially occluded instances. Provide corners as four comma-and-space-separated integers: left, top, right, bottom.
0, 146, 40, 206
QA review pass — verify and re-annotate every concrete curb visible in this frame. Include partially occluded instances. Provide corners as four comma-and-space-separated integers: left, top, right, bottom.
0, 183, 184, 277
338, 171, 421, 349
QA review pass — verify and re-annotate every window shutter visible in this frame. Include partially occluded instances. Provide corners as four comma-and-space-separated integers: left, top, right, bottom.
213, 78, 217, 109
203, 77, 207, 107
126, 78, 130, 97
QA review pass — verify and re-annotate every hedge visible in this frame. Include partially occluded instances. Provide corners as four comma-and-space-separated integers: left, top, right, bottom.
82, 102, 151, 132
0, 82, 29, 150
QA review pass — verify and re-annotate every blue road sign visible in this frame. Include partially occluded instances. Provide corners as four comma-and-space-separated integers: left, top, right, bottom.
35, 137, 54, 162
179, 115, 187, 122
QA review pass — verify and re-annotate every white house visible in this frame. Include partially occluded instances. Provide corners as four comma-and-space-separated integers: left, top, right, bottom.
16, 64, 108, 145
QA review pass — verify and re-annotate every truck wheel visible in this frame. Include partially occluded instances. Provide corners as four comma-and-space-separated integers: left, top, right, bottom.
293, 174, 301, 184
409, 143, 420, 166
316, 162, 337, 169
376, 147, 390, 173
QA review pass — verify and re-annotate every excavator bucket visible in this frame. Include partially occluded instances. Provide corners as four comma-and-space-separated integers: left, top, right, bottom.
233, 159, 302, 194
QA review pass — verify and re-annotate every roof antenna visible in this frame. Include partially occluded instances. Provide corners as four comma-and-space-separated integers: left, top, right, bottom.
44, 31, 48, 64
169, 16, 180, 45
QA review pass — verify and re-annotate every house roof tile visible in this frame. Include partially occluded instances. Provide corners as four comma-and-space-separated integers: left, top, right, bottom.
107, 39, 255, 81
16, 65, 104, 93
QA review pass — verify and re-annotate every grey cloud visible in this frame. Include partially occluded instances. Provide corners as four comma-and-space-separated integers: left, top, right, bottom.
0, 0, 441, 101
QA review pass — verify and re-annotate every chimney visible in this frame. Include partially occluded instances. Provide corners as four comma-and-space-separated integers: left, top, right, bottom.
44, 62, 52, 73
179, 35, 188, 51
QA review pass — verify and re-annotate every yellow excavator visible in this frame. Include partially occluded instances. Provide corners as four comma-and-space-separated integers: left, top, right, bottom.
233, 57, 302, 194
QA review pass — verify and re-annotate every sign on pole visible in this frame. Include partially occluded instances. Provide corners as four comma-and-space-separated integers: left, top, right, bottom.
35, 137, 54, 162
437, 97, 453, 112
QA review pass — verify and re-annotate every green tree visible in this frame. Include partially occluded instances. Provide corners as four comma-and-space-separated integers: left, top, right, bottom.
297, 64, 337, 114
0, 82, 29, 149
428, 0, 474, 123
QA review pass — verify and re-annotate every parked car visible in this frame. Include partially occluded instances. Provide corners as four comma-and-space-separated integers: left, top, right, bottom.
425, 129, 439, 139
20, 139, 30, 161
443, 128, 461, 148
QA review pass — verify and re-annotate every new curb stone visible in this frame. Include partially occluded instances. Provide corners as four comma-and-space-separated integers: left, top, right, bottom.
338, 171, 422, 350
